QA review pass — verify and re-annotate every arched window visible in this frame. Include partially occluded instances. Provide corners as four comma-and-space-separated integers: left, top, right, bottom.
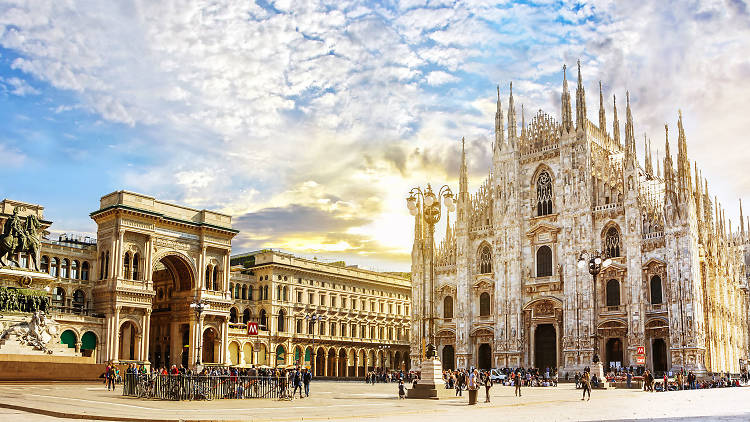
650, 275, 663, 305
283, 287, 288, 301
278, 310, 287, 332
443, 296, 453, 319
243, 309, 251, 324
229, 307, 238, 323
605, 227, 621, 258
60, 259, 69, 279
479, 292, 491, 316
234, 284, 240, 299
104, 251, 109, 278
212, 267, 219, 291
277, 285, 282, 300
205, 266, 212, 290
71, 260, 79, 279
40, 255, 49, 273
123, 253, 130, 279
81, 261, 89, 281
242, 285, 247, 300
132, 253, 139, 280
263, 286, 269, 300
536, 245, 552, 277
606, 279, 620, 307
536, 170, 553, 216
248, 286, 253, 300
479, 245, 492, 274
99, 253, 104, 279
260, 309, 268, 329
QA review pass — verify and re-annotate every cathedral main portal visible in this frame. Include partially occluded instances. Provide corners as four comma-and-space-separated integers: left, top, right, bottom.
534, 324, 556, 369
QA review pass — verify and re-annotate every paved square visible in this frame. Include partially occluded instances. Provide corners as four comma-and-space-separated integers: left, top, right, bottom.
0, 381, 748, 421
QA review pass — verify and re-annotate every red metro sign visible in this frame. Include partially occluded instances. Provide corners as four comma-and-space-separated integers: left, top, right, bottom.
247, 322, 258, 335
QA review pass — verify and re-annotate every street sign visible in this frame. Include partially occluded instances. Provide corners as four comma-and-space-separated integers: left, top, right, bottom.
247, 322, 258, 335
636, 355, 646, 365
636, 346, 645, 355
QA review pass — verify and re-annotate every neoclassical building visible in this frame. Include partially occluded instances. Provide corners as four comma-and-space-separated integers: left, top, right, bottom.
226, 250, 411, 376
1, 192, 412, 375
410, 62, 750, 375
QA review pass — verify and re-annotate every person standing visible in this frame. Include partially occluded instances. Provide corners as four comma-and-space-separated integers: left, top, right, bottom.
514, 369, 522, 397
581, 370, 591, 401
483, 371, 493, 403
626, 370, 632, 389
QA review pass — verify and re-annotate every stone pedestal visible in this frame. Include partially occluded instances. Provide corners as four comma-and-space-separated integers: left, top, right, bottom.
592, 361, 610, 389
0, 267, 56, 290
407, 358, 455, 399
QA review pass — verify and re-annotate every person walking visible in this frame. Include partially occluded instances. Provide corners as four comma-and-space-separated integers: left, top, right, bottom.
292, 369, 303, 399
581, 370, 591, 401
483, 371, 493, 403
398, 380, 406, 399
302, 368, 312, 397
514, 369, 522, 397
626, 370, 632, 389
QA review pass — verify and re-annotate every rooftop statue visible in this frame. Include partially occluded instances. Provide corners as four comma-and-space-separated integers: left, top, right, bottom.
0, 207, 42, 270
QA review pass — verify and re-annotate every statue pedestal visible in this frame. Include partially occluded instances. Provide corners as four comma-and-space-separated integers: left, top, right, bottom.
0, 267, 55, 290
407, 358, 454, 399
592, 361, 610, 389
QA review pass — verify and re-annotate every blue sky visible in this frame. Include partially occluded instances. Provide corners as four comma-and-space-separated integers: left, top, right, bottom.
1, 0, 750, 271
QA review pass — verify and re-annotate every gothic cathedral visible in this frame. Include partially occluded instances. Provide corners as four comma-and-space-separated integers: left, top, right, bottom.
410, 61, 749, 376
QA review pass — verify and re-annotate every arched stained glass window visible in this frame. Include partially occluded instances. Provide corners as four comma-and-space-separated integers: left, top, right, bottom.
536, 171, 553, 216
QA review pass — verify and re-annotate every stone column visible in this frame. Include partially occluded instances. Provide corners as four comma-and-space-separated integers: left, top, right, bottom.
222, 318, 229, 365
142, 310, 151, 362
198, 246, 206, 291
113, 306, 121, 362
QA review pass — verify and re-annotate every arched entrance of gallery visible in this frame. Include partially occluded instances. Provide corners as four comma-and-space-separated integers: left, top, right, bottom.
534, 324, 556, 370
149, 253, 196, 368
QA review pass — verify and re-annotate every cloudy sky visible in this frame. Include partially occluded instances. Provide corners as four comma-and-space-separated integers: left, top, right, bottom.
1, 0, 749, 272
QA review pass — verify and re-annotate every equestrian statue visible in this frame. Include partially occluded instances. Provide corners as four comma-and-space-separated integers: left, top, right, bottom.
0, 207, 42, 270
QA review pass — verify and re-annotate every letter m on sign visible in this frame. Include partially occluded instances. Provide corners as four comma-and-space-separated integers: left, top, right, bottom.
247, 322, 258, 335
636, 346, 645, 355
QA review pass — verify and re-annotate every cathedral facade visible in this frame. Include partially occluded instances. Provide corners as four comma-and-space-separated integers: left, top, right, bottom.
410, 62, 750, 376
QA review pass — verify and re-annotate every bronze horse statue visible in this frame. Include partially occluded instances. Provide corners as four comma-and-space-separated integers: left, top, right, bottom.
0, 210, 42, 271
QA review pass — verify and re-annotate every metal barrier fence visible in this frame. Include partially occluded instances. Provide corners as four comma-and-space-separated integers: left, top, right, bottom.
122, 373, 293, 400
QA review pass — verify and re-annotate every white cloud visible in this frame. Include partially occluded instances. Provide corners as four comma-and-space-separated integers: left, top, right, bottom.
2, 0, 750, 269
1, 76, 39, 95
425, 70, 458, 86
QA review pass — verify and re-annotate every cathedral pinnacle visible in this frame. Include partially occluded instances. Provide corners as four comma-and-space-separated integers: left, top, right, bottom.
624, 91, 636, 166
561, 65, 573, 133
612, 94, 620, 146
664, 124, 675, 194
598, 81, 606, 132
521, 104, 526, 139
644, 135, 653, 176
677, 109, 692, 200
575, 59, 587, 131
507, 82, 517, 141
459, 137, 468, 197
495, 84, 504, 151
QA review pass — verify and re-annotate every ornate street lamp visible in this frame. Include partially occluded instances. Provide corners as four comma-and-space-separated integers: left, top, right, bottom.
190, 299, 209, 366
406, 183, 455, 360
303, 313, 325, 375
577, 250, 612, 364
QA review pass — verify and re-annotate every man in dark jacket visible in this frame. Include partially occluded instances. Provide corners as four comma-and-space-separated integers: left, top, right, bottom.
302, 368, 312, 397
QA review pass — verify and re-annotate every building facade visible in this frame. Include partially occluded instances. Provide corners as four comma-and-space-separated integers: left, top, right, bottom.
410, 62, 750, 375
1, 192, 412, 376
227, 250, 411, 376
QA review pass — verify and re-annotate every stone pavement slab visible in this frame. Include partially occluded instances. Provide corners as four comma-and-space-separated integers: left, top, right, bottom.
0, 381, 748, 421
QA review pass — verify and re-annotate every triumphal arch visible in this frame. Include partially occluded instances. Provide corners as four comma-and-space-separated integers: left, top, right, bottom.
90, 191, 237, 367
